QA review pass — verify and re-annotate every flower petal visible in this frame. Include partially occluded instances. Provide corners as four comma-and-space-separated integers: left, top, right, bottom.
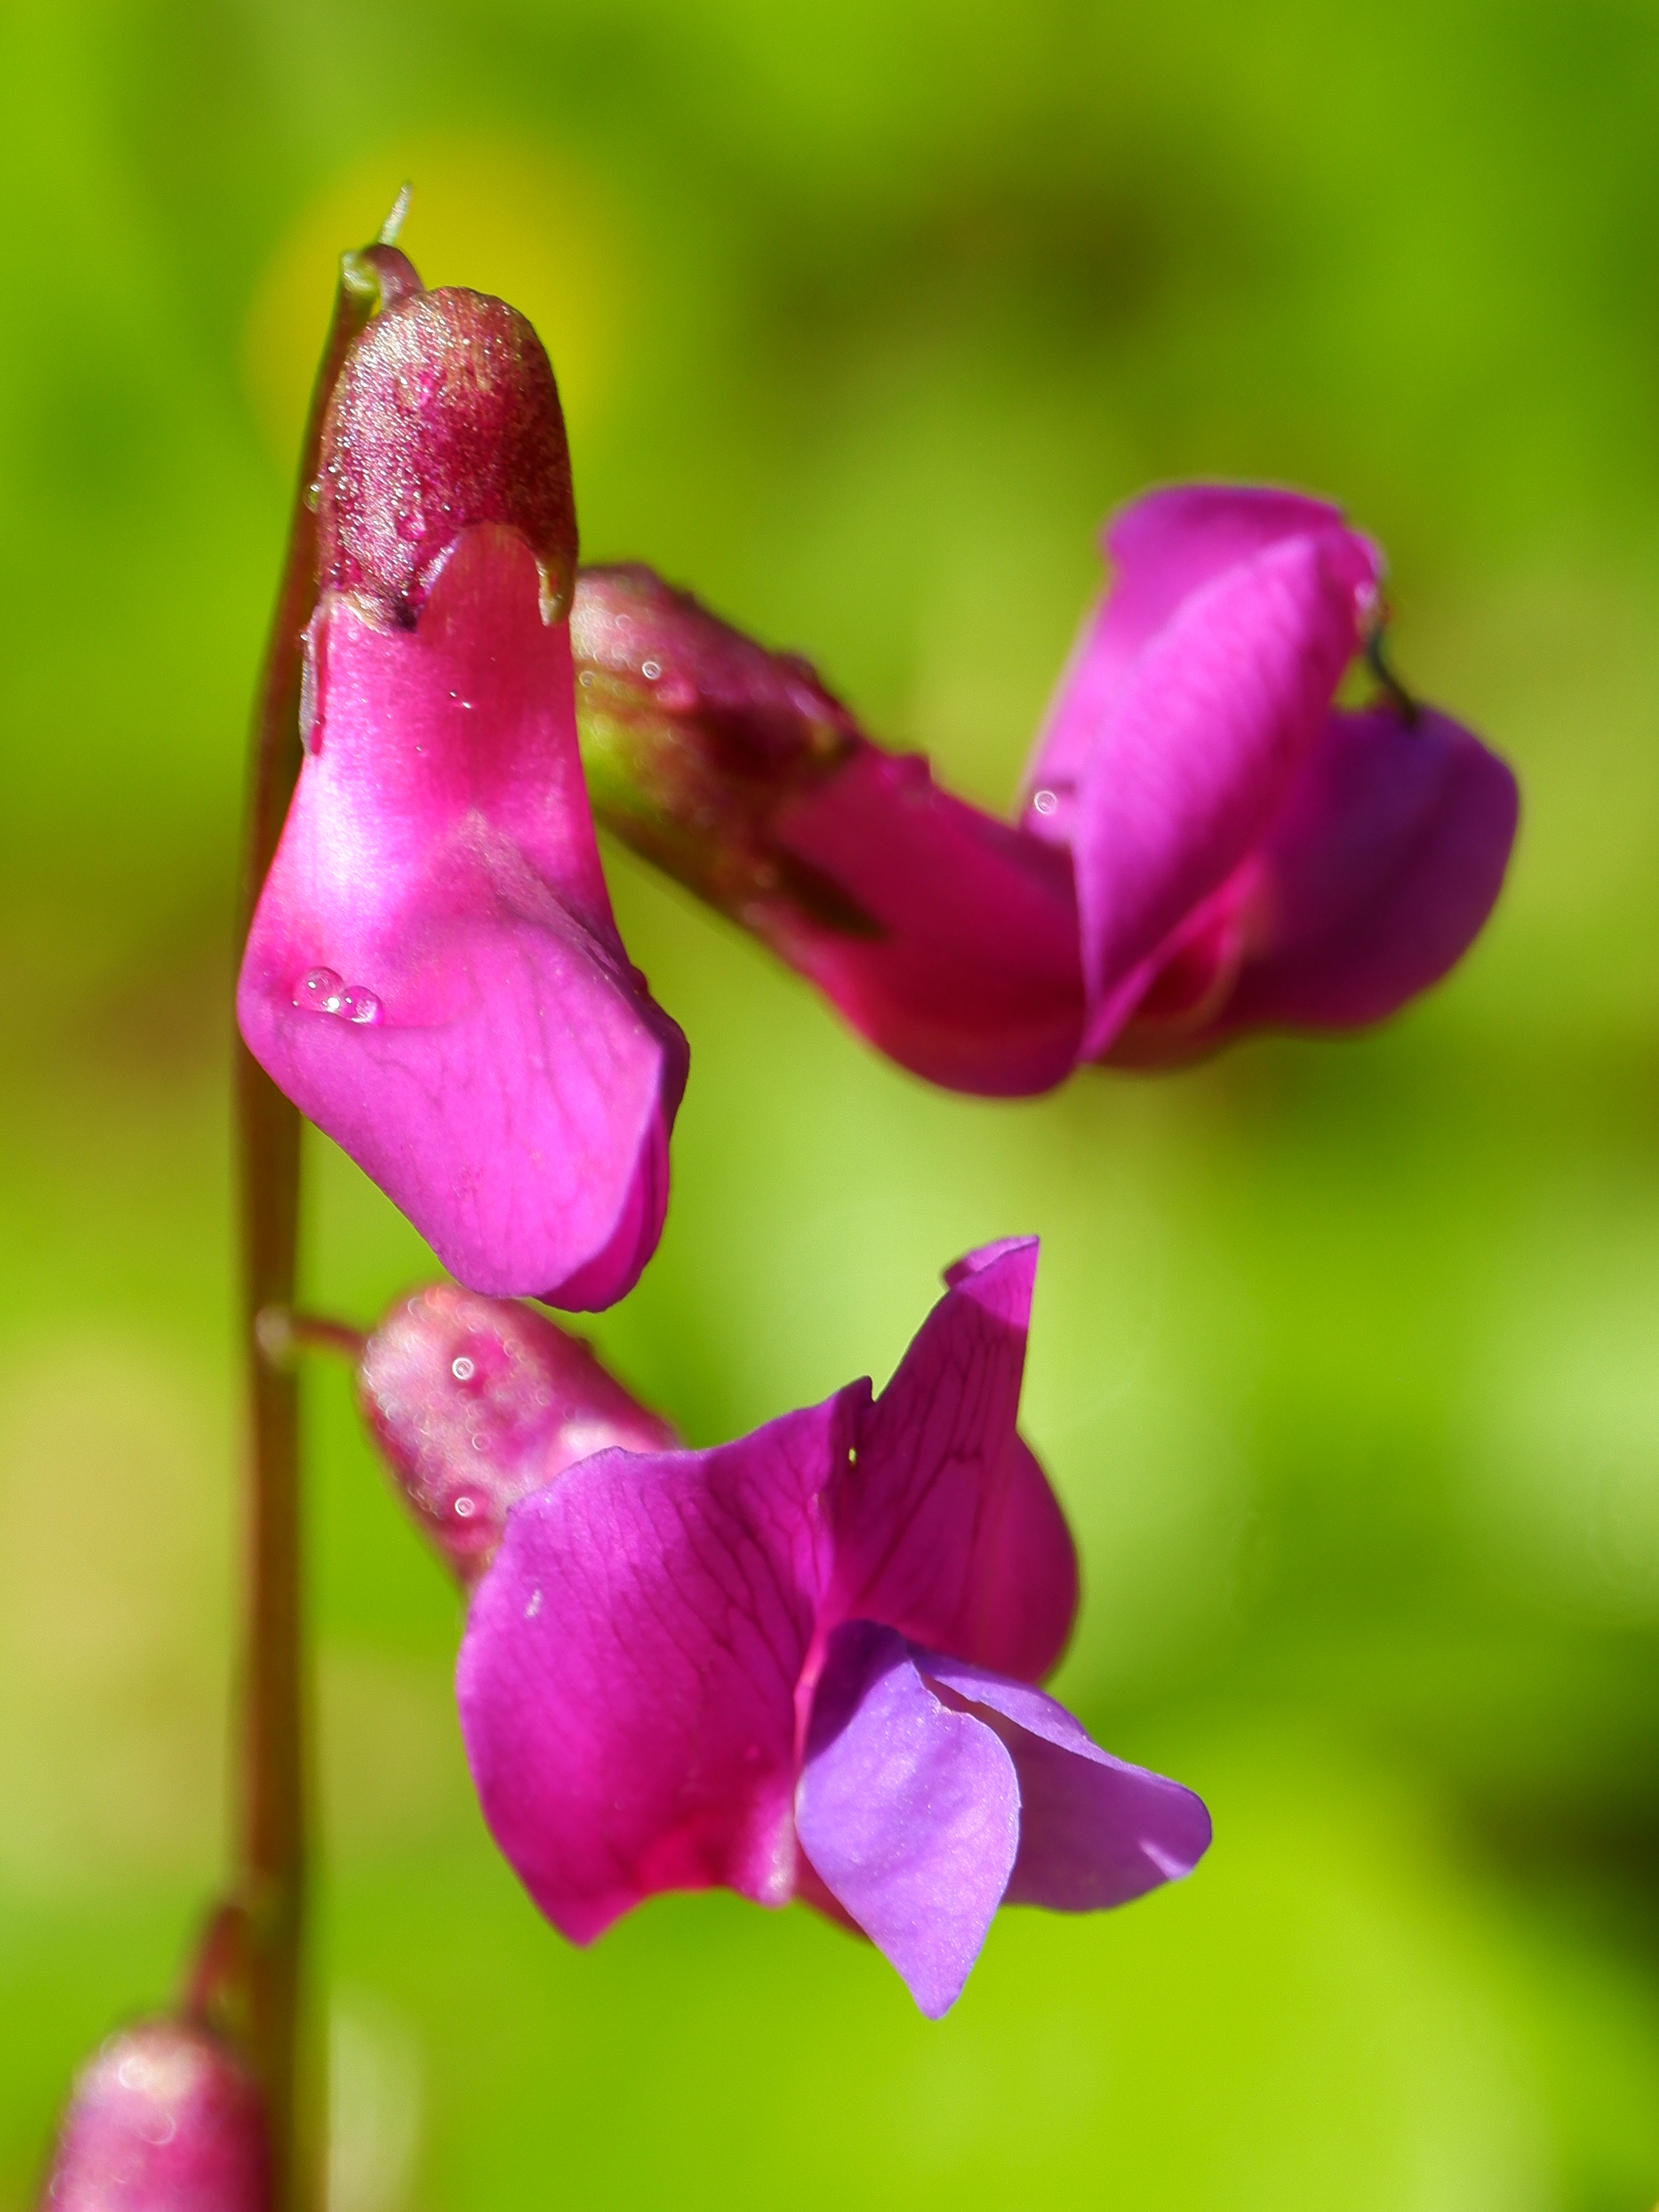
238, 527, 688, 1306
1020, 484, 1350, 839
796, 1621, 1019, 2018
919, 1651, 1212, 1909
1073, 524, 1381, 1057
456, 1395, 854, 1945
829, 1237, 1079, 1681
1218, 702, 1520, 1034
770, 749, 1086, 1096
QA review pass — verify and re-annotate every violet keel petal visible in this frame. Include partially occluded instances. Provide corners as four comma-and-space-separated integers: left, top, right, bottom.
797, 1621, 1019, 2018
919, 1650, 1212, 1910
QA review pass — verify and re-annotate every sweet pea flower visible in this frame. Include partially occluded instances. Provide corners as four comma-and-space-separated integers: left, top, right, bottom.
357, 1282, 676, 1584
39, 2022, 267, 2212
571, 486, 1516, 1092
458, 1237, 1209, 2017
239, 274, 688, 1306
1018, 484, 1520, 1065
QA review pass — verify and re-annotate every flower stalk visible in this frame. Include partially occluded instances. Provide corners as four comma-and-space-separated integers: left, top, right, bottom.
233, 226, 416, 2212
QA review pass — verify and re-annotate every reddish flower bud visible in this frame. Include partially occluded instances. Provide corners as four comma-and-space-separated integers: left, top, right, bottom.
39, 2022, 267, 2212
358, 1283, 676, 1584
318, 285, 578, 626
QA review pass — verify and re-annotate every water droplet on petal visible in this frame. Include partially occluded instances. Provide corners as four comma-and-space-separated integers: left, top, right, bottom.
296, 967, 345, 1014
454, 1496, 476, 1518
451, 1356, 476, 1382
1033, 788, 1058, 817
641, 659, 662, 680
339, 986, 381, 1024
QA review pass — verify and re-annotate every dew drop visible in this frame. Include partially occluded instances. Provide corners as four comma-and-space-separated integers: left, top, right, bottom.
641, 659, 662, 680
525, 1587, 543, 1619
296, 967, 344, 1014
578, 669, 595, 687
453, 1496, 476, 1518
296, 970, 381, 1023
451, 1355, 476, 1382
1033, 788, 1059, 817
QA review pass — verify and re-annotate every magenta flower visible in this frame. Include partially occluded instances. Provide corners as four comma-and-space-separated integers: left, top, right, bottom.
39, 2022, 267, 2212
358, 1282, 676, 1584
239, 283, 687, 1306
1018, 484, 1520, 1065
457, 1237, 1208, 2017
573, 486, 1516, 1092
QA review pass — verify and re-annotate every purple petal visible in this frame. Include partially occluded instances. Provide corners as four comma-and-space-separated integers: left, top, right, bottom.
1073, 524, 1381, 1057
455, 1394, 855, 1945
829, 1238, 1079, 1682
1216, 702, 1520, 1035
238, 525, 688, 1307
769, 749, 1086, 1096
1020, 485, 1351, 839
796, 1621, 1019, 2018
919, 1651, 1212, 1910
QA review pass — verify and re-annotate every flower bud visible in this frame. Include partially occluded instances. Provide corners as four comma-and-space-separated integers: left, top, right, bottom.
359, 1283, 676, 1584
240, 267, 687, 1309
318, 284, 578, 626
39, 2022, 267, 2212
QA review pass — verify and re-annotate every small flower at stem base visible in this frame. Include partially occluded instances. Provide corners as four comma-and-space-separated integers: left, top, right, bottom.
38, 2022, 268, 2212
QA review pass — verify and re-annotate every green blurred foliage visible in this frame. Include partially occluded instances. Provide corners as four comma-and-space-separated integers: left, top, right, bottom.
2, 0, 1659, 2203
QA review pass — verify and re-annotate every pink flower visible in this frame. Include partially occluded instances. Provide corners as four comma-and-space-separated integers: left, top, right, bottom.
1019, 485, 1520, 1065
572, 487, 1516, 1092
39, 2022, 267, 2212
357, 1282, 676, 1585
239, 284, 687, 1307
456, 1237, 1208, 2018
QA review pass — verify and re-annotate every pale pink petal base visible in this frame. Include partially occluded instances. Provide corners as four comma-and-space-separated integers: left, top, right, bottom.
239, 527, 687, 1306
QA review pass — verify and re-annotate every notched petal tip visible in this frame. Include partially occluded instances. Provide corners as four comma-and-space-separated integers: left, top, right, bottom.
797, 1623, 1019, 2018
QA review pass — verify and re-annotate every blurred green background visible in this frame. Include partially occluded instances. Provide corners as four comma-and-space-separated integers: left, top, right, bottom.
3, 0, 1659, 2203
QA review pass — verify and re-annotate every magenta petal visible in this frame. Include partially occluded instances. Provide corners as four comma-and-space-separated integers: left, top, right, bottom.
796, 1621, 1019, 2018
769, 749, 1086, 1096
1021, 485, 1350, 836
1218, 702, 1520, 1034
456, 1395, 854, 1945
1073, 525, 1381, 1057
919, 1651, 1212, 1910
829, 1237, 1078, 1681
237, 525, 688, 1306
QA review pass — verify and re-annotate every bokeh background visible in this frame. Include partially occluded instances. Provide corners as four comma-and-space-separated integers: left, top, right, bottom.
3, 0, 1659, 2204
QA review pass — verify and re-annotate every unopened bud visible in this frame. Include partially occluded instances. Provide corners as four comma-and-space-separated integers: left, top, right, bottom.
39, 2022, 267, 2212
572, 563, 871, 929
318, 286, 577, 626
359, 1284, 676, 1584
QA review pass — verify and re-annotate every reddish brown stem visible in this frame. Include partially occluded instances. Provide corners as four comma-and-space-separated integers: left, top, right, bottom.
233, 237, 416, 2212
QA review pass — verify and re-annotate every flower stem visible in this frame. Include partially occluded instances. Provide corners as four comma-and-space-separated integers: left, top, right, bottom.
233, 244, 399, 2212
